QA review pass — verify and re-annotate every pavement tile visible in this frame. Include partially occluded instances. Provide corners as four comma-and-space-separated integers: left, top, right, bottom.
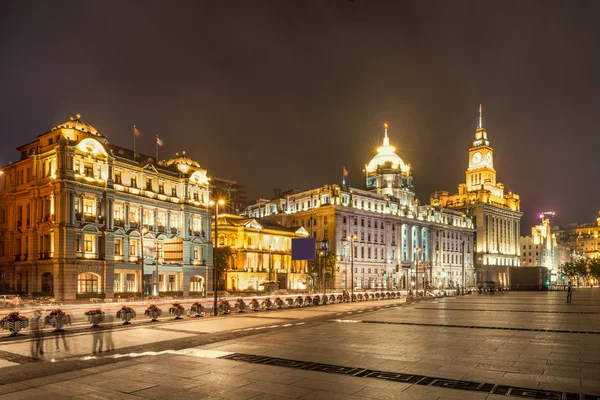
291, 377, 364, 394
0, 382, 30, 395
131, 385, 210, 400
191, 384, 265, 400
0, 387, 59, 400
91, 377, 159, 393
238, 380, 315, 398
242, 370, 303, 384
402, 384, 489, 400
20, 369, 94, 388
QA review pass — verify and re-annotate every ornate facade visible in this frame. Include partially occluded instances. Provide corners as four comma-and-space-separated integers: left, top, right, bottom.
0, 115, 214, 301
214, 214, 309, 292
431, 107, 522, 283
247, 125, 475, 290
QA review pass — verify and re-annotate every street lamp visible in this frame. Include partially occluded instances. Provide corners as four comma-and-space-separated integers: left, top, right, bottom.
141, 228, 146, 299
210, 198, 225, 316
415, 247, 422, 290
347, 234, 357, 301
320, 250, 325, 297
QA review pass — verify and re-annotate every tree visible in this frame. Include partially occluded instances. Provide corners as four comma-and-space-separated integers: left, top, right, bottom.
588, 258, 600, 284
214, 246, 233, 281
307, 253, 337, 292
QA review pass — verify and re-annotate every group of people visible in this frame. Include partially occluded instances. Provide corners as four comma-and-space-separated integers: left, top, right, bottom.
29, 309, 115, 359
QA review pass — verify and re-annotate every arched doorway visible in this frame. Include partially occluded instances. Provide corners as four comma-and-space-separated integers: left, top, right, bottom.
231, 277, 237, 292
41, 272, 54, 295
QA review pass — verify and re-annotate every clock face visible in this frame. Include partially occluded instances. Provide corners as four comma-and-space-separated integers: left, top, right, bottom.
486, 153, 492, 164
471, 152, 482, 165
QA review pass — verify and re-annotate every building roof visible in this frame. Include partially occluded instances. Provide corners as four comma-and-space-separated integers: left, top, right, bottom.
48, 114, 101, 136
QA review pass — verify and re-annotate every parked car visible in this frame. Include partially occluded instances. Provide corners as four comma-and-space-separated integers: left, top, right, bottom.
0, 295, 18, 308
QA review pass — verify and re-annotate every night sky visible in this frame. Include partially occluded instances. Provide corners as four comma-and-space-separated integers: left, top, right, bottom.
1, 1, 599, 233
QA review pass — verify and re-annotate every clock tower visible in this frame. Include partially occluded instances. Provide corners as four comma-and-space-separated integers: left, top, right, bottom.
466, 105, 496, 191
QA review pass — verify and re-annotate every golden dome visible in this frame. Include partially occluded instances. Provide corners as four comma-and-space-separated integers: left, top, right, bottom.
164, 150, 203, 174
49, 114, 100, 136
365, 125, 409, 173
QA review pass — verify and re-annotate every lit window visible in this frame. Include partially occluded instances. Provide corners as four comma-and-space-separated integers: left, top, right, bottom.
83, 199, 94, 216
84, 234, 95, 253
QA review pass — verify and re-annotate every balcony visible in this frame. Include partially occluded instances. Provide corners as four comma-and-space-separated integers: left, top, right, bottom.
84, 214, 95, 222
14, 254, 22, 262
158, 226, 165, 233
170, 227, 178, 235
130, 222, 139, 230
114, 254, 124, 262
114, 219, 124, 228
76, 251, 102, 260
38, 252, 51, 260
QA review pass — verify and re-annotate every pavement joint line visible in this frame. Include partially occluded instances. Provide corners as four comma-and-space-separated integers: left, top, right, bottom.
415, 307, 600, 314
217, 352, 592, 400
331, 319, 600, 335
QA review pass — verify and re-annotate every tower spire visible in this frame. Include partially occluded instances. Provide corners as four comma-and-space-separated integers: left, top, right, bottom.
478, 104, 483, 129
383, 122, 389, 146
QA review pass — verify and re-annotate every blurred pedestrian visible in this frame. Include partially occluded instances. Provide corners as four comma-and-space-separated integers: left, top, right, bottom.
92, 325, 103, 354
55, 328, 69, 351
567, 283, 573, 303
104, 312, 115, 352
30, 310, 44, 359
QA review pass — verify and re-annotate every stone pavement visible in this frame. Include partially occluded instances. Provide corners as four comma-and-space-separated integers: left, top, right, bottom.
0, 290, 599, 399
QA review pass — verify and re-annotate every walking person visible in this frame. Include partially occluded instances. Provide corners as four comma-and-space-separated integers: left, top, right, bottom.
566, 283, 573, 303
30, 310, 44, 359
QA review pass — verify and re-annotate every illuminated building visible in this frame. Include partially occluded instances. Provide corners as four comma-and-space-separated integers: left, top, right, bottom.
519, 212, 562, 282
553, 212, 600, 259
0, 115, 214, 300
431, 106, 522, 285
247, 125, 475, 290
214, 214, 309, 292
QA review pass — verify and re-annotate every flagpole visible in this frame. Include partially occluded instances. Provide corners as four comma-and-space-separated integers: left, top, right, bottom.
133, 125, 136, 160
155, 135, 158, 166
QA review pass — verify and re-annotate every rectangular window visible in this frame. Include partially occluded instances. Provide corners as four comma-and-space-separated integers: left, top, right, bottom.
130, 239, 138, 256
84, 235, 94, 253
115, 171, 122, 184
146, 178, 152, 191
115, 238, 122, 255
131, 176, 137, 188
171, 187, 177, 197
84, 163, 93, 176
83, 199, 94, 216
159, 183, 164, 194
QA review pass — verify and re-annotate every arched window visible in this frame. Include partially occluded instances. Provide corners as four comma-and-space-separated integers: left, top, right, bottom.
78, 272, 100, 294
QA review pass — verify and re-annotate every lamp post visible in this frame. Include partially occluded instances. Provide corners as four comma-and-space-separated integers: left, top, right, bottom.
154, 235, 159, 298
141, 227, 146, 298
210, 198, 225, 316
461, 240, 466, 295
348, 234, 357, 301
415, 247, 422, 290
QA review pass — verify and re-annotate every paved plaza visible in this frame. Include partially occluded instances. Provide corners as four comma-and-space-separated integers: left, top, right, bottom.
0, 290, 599, 399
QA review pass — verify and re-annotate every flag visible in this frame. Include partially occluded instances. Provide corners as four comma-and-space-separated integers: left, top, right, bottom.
156, 137, 164, 147
342, 166, 348, 185
134, 126, 141, 137
343, 167, 348, 177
